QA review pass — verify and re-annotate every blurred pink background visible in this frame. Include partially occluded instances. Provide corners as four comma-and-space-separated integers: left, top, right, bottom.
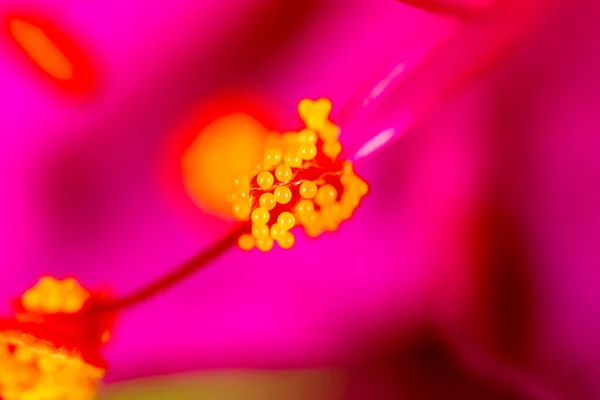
0, 0, 599, 399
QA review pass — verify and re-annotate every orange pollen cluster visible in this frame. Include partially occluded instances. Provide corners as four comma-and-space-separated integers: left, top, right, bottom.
230, 98, 369, 251
0, 331, 104, 400
0, 277, 109, 400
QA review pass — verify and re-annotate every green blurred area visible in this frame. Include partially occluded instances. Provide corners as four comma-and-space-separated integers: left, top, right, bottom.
99, 369, 343, 400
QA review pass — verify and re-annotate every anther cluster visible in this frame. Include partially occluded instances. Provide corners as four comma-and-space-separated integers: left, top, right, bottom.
230, 98, 368, 251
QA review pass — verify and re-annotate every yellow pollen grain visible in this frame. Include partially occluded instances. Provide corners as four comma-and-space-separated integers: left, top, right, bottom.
263, 148, 282, 168
315, 184, 337, 206
238, 234, 255, 251
256, 237, 274, 252
252, 224, 270, 239
284, 153, 302, 168
277, 212, 296, 230
297, 129, 317, 144
277, 231, 295, 249
274, 186, 292, 204
232, 202, 251, 220
275, 165, 292, 183
299, 144, 317, 160
251, 207, 270, 225
259, 193, 276, 210
319, 121, 340, 142
256, 171, 274, 189
322, 140, 342, 159
299, 181, 317, 199
269, 223, 287, 240
295, 199, 314, 215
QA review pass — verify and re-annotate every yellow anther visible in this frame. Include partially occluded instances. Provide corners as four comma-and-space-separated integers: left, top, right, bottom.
233, 191, 250, 202
257, 171, 274, 189
319, 121, 340, 141
302, 212, 319, 229
256, 237, 274, 252
297, 129, 318, 144
233, 175, 250, 191
341, 192, 357, 206
284, 153, 303, 168
63, 295, 83, 313
233, 175, 249, 186
321, 204, 342, 225
238, 234, 255, 251
277, 212, 296, 230
37, 276, 56, 291
252, 224, 270, 239
299, 144, 317, 160
277, 232, 295, 249
297, 99, 313, 116
44, 293, 61, 314
270, 223, 287, 240
339, 205, 353, 219
275, 165, 292, 183
322, 216, 340, 231
295, 199, 314, 215
357, 181, 369, 196
274, 186, 292, 204
226, 191, 236, 204
314, 98, 332, 113
61, 278, 79, 291
264, 148, 282, 167
251, 207, 270, 225
305, 224, 322, 238
259, 193, 276, 210
232, 202, 251, 220
322, 140, 342, 159
21, 290, 40, 311
340, 174, 354, 186
298, 98, 332, 130
299, 181, 318, 198
345, 176, 369, 197
315, 184, 338, 206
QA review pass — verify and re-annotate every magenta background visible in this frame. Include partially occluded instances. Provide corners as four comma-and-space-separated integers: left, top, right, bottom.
0, 0, 599, 398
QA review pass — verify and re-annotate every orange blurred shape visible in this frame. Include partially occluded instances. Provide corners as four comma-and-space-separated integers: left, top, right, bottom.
5, 14, 94, 93
182, 113, 273, 219
8, 17, 72, 81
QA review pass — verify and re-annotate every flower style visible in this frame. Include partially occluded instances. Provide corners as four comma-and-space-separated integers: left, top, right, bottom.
0, 277, 113, 400
230, 98, 369, 251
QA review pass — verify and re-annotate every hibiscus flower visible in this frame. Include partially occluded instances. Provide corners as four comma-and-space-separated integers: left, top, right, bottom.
1, 0, 598, 399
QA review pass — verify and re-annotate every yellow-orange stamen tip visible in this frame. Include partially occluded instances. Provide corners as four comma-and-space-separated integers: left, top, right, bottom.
259, 193, 276, 210
238, 234, 255, 251
275, 165, 292, 183
251, 207, 270, 225
274, 186, 292, 204
21, 277, 90, 314
257, 171, 274, 189
263, 148, 282, 169
256, 237, 274, 252
277, 231, 296, 249
284, 153, 302, 168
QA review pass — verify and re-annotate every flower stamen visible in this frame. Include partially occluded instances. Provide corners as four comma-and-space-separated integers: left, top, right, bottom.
230, 98, 369, 251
